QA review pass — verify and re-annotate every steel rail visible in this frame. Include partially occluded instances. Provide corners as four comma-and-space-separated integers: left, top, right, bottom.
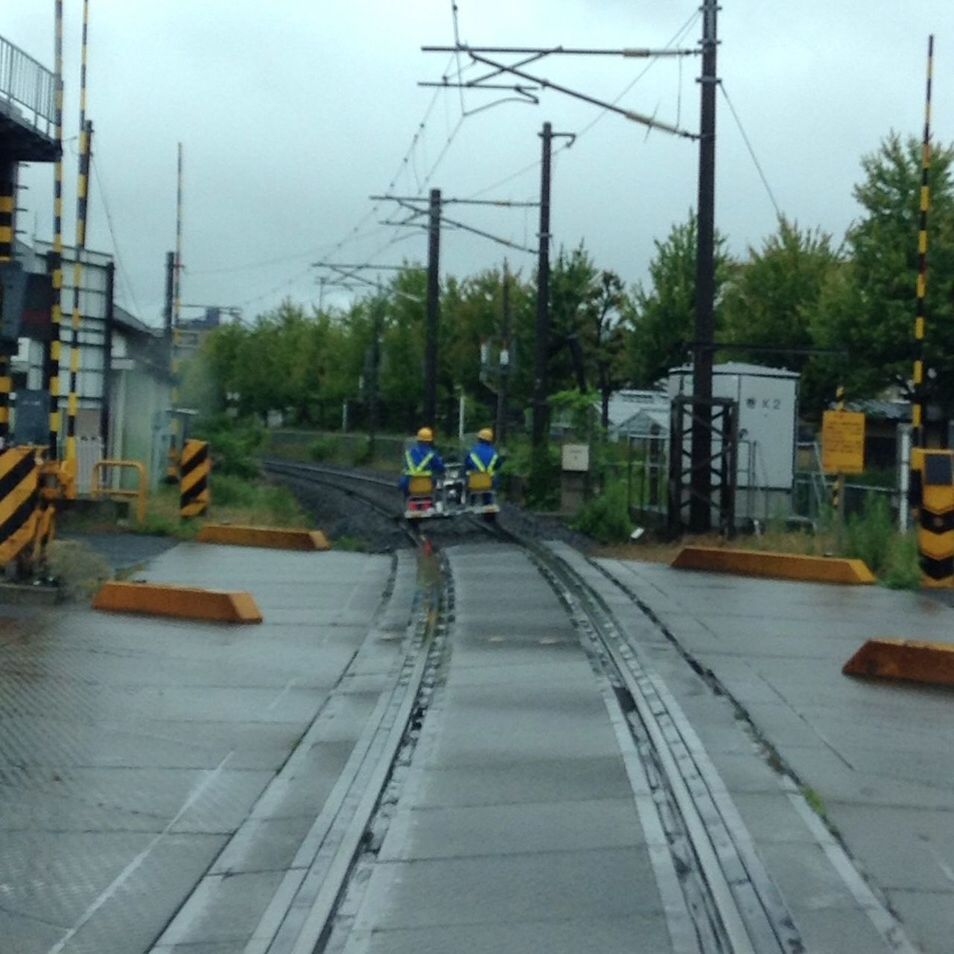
264, 461, 797, 950
263, 458, 420, 545
479, 519, 802, 953
150, 552, 442, 954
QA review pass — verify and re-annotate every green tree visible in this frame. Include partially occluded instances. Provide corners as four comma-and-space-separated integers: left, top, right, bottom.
625, 212, 731, 387
811, 133, 954, 414
722, 217, 841, 374
379, 266, 427, 433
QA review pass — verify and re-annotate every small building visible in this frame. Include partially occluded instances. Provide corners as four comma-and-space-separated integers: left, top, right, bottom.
668, 362, 800, 522
175, 308, 222, 360
604, 389, 670, 441
12, 240, 172, 490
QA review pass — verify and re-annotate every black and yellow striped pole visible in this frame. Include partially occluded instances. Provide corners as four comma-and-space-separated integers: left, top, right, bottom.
907, 36, 954, 586
43, 0, 65, 457
0, 161, 42, 567
0, 161, 15, 442
179, 438, 210, 518
912, 35, 933, 450
0, 165, 14, 263
64, 0, 91, 492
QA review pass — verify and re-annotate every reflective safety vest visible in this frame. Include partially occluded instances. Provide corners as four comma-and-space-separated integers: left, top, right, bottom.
468, 450, 498, 475
404, 449, 435, 476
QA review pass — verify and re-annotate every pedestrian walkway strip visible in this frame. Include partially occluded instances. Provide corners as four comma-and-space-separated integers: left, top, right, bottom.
672, 545, 875, 584
196, 524, 331, 551
92, 581, 262, 623
842, 637, 954, 687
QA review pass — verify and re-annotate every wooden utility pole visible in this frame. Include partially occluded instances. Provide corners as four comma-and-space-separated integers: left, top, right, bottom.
369, 283, 383, 459
496, 259, 511, 444
532, 122, 553, 451
424, 187, 441, 428
689, 0, 719, 532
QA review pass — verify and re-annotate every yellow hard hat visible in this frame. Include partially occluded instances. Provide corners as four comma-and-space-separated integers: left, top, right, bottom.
417, 427, 434, 442
477, 427, 494, 442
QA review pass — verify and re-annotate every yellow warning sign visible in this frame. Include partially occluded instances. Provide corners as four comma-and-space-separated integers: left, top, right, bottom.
822, 410, 865, 474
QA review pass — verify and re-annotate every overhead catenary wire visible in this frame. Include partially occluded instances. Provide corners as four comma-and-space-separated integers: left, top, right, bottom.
463, 8, 702, 202
318, 9, 701, 296
194, 52, 473, 306
90, 154, 144, 318
719, 83, 782, 218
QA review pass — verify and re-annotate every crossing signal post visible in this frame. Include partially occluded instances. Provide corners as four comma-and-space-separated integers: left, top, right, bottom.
908, 37, 947, 587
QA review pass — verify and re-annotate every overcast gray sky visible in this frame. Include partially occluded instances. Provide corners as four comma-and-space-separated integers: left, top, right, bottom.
4, 1, 954, 327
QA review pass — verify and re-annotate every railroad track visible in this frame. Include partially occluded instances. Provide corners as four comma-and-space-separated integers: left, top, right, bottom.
263, 461, 912, 954
263, 458, 406, 521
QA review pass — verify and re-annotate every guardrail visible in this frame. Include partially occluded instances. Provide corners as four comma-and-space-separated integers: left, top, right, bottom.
91, 460, 148, 526
0, 34, 56, 136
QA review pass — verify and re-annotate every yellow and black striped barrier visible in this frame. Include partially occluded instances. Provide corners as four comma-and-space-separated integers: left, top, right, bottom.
179, 438, 210, 518
0, 447, 40, 566
910, 447, 954, 587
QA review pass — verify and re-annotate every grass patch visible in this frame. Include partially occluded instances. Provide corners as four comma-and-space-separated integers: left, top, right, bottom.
572, 479, 634, 544
139, 476, 310, 539
592, 508, 922, 591
331, 535, 372, 552
45, 539, 112, 599
802, 785, 828, 821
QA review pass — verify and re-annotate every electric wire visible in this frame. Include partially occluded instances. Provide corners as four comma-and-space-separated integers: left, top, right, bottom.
235, 49, 484, 308
450, 0, 466, 119
463, 9, 702, 202
719, 83, 782, 218
571, 9, 701, 142
264, 9, 702, 306
90, 154, 144, 319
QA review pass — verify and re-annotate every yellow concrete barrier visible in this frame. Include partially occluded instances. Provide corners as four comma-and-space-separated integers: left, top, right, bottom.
671, 546, 875, 585
196, 524, 331, 551
92, 581, 262, 624
842, 638, 954, 687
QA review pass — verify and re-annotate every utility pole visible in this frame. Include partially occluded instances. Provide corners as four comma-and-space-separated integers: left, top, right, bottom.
496, 259, 511, 444
369, 282, 383, 460
367, 192, 537, 431
425, 187, 441, 428
532, 122, 553, 451
689, 0, 719, 532
163, 251, 174, 366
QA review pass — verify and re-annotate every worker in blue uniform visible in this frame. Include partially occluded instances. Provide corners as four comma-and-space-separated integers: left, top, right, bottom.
464, 427, 500, 503
399, 426, 444, 495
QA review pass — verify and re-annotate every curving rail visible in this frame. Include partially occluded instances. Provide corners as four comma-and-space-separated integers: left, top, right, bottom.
263, 460, 914, 954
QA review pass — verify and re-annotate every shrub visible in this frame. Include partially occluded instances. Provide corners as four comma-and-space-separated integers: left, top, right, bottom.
349, 436, 372, 466
310, 436, 338, 462
572, 479, 634, 544
194, 416, 264, 479
844, 493, 894, 574
881, 532, 922, 590
210, 473, 258, 507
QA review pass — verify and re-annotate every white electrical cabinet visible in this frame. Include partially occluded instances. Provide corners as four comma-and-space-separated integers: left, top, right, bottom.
668, 362, 799, 494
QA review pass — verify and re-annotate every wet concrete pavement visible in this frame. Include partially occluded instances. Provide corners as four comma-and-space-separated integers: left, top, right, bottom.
591, 549, 954, 954
2, 535, 952, 953
0, 542, 413, 954
342, 545, 674, 953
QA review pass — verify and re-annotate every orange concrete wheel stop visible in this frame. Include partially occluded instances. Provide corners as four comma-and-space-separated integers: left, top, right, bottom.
196, 524, 331, 551
92, 581, 263, 624
671, 546, 875, 585
843, 638, 954, 687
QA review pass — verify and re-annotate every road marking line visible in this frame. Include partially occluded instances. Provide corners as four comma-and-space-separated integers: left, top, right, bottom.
46, 752, 233, 954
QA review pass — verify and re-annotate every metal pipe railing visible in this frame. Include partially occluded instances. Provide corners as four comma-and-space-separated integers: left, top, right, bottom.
0, 34, 56, 134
